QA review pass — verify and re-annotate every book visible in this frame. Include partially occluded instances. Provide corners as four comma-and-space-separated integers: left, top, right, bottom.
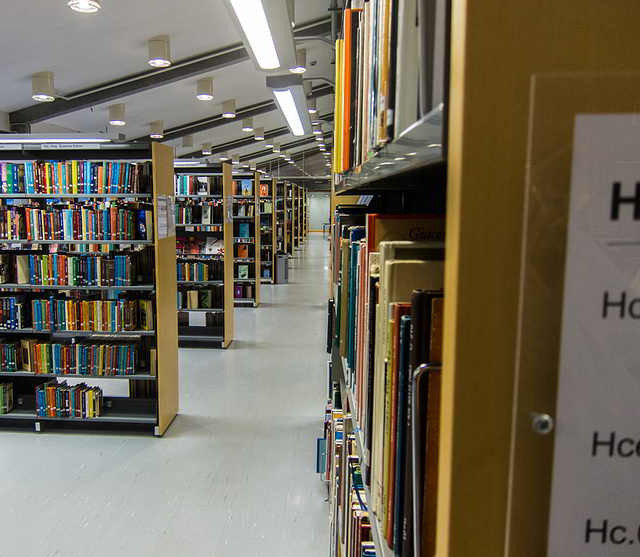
238, 222, 250, 238
187, 290, 199, 309
201, 205, 212, 225
15, 255, 29, 285
234, 285, 243, 298
237, 244, 249, 259
139, 299, 154, 331
260, 183, 269, 196
237, 264, 249, 279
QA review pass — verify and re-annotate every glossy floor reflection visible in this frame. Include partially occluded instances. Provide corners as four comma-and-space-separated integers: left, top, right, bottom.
0, 233, 331, 557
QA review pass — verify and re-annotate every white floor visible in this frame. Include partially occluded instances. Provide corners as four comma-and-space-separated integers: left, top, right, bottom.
0, 233, 332, 557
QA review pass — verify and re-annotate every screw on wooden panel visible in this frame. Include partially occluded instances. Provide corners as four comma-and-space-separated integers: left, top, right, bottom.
531, 412, 554, 435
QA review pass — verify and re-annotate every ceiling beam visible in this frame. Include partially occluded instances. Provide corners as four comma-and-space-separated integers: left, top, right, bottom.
10, 17, 332, 127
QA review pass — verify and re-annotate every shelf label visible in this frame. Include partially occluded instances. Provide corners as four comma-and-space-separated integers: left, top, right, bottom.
41, 143, 100, 150
549, 114, 640, 554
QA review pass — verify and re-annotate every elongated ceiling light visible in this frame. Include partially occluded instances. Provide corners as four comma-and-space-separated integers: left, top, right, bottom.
108, 103, 125, 126
221, 99, 236, 118
227, 0, 279, 69
149, 120, 164, 138
32, 71, 55, 102
266, 74, 311, 136
68, 0, 100, 13
223, 0, 296, 72
196, 77, 214, 101
148, 35, 171, 68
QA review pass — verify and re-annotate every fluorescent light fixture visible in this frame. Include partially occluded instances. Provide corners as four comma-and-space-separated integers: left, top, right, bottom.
223, 0, 296, 71
196, 77, 214, 100
289, 49, 306, 74
149, 121, 164, 138
0, 133, 113, 144
68, 0, 100, 13
201, 142, 212, 155
254, 127, 265, 141
148, 35, 171, 68
241, 117, 254, 132
32, 71, 55, 102
221, 99, 236, 118
267, 74, 311, 136
232, 154, 240, 164
220, 151, 229, 161
108, 103, 125, 126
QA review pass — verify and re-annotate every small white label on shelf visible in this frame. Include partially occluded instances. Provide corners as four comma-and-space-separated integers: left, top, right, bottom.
41, 143, 98, 150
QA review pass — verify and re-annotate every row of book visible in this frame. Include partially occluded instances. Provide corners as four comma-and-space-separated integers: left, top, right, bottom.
1, 160, 150, 196
233, 284, 253, 299
178, 286, 223, 310
233, 179, 253, 196
0, 382, 14, 414
8, 252, 142, 287
0, 203, 152, 243
176, 259, 222, 282
177, 236, 224, 255
233, 201, 256, 217
13, 336, 140, 376
28, 296, 149, 332
334, 0, 446, 173
177, 309, 223, 328
175, 202, 222, 225
36, 379, 103, 419
174, 174, 223, 196
332, 211, 446, 557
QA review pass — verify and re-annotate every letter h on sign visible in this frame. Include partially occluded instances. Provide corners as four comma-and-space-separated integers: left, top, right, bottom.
610, 182, 640, 220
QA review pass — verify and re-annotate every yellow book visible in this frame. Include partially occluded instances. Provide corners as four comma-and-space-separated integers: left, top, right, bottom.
71, 160, 78, 194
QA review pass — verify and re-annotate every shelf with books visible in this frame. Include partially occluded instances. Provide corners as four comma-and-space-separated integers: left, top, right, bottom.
0, 141, 178, 436
232, 174, 260, 307
174, 166, 233, 348
285, 182, 295, 256
275, 181, 286, 253
259, 178, 276, 283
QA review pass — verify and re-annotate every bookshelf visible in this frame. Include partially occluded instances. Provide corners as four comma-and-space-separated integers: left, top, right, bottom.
275, 181, 286, 254
330, 1, 640, 556
285, 182, 295, 256
174, 165, 233, 348
232, 172, 260, 307
258, 178, 276, 283
0, 141, 178, 436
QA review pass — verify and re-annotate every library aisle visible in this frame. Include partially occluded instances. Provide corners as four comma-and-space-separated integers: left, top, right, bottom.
0, 233, 331, 557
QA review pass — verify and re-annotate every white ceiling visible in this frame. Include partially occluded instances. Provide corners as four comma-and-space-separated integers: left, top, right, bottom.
0, 0, 336, 181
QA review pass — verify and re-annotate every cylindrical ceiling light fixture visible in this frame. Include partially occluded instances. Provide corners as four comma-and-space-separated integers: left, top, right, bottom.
196, 77, 213, 101
221, 99, 236, 118
148, 35, 171, 68
289, 49, 307, 74
265, 138, 274, 148
273, 142, 280, 153
250, 163, 256, 171
241, 117, 253, 132
182, 135, 193, 148
254, 127, 264, 141
231, 154, 240, 164
303, 80, 312, 97
202, 142, 212, 155
149, 120, 164, 138
279, 149, 287, 158
68, 0, 100, 13
108, 103, 126, 126
312, 124, 322, 135
287, 0, 295, 28
31, 71, 55, 102
307, 98, 317, 114
220, 151, 229, 161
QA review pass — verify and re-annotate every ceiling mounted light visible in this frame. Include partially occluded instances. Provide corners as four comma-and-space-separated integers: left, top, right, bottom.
287, 0, 295, 28
31, 71, 55, 102
220, 151, 229, 161
148, 35, 171, 68
222, 0, 297, 72
273, 142, 280, 153
242, 117, 254, 132
68, 0, 100, 13
250, 163, 257, 171
196, 77, 214, 101
312, 124, 322, 135
307, 98, 317, 114
279, 150, 287, 158
232, 154, 240, 164
182, 135, 193, 148
289, 49, 306, 74
149, 120, 164, 139
202, 142, 212, 155
108, 103, 125, 126
266, 74, 312, 136
221, 99, 236, 118
265, 138, 274, 148
254, 127, 265, 141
